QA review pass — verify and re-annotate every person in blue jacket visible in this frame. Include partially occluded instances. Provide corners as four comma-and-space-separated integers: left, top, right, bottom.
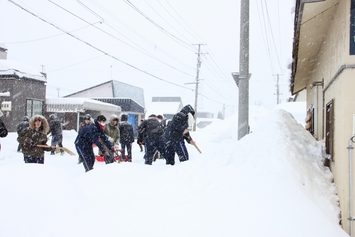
164, 104, 196, 165
74, 115, 116, 172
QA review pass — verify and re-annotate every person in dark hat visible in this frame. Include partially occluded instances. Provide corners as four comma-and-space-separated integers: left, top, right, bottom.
74, 115, 116, 172
164, 104, 196, 165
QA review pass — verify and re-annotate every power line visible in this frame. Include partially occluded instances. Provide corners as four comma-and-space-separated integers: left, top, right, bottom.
7, 0, 194, 91
48, 0, 195, 78
123, 0, 195, 51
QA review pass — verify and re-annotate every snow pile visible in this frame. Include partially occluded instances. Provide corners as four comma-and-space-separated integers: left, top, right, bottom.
0, 108, 348, 237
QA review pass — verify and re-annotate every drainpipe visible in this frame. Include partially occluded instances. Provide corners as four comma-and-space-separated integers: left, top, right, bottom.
348, 135, 355, 237
322, 64, 355, 139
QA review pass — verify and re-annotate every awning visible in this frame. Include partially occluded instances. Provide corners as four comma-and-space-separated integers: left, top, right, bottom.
46, 98, 121, 113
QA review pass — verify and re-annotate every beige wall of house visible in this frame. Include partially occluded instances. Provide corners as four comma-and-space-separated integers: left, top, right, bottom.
301, 1, 355, 233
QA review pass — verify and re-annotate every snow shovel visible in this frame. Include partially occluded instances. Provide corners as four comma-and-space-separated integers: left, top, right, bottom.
36, 145, 76, 156
193, 143, 202, 154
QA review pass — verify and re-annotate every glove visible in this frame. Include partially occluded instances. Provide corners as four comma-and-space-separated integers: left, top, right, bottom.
110, 147, 115, 151
101, 148, 106, 154
108, 137, 114, 143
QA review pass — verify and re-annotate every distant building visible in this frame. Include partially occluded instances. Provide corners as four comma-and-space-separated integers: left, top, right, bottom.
45, 98, 121, 131
145, 97, 183, 120
64, 80, 145, 134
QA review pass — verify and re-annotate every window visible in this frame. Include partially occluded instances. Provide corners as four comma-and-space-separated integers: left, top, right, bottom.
26, 99, 43, 117
325, 99, 334, 160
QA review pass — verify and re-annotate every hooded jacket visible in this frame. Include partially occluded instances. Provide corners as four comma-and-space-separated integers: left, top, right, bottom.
103, 114, 120, 146
17, 115, 52, 158
164, 105, 195, 143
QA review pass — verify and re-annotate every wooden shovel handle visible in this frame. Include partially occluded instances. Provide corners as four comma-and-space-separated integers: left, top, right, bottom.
194, 144, 202, 154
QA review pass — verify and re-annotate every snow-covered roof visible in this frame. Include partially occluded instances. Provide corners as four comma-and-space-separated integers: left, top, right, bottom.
46, 98, 121, 113
0, 43, 7, 50
0, 59, 45, 82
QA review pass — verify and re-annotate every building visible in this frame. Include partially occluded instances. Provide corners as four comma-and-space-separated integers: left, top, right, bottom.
45, 98, 121, 131
64, 80, 145, 135
291, 0, 355, 234
0, 57, 47, 132
145, 97, 183, 120
0, 45, 133, 132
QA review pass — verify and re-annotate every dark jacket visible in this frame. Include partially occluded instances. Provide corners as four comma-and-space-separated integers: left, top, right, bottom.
164, 105, 194, 143
75, 119, 113, 152
0, 119, 8, 138
17, 115, 52, 158
17, 116, 30, 135
119, 116, 134, 144
48, 114, 63, 136
138, 117, 164, 140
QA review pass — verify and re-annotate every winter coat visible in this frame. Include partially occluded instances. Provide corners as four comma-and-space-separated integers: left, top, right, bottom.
138, 117, 164, 140
0, 119, 8, 138
17, 115, 52, 158
75, 119, 113, 153
164, 105, 195, 143
137, 122, 146, 144
119, 121, 134, 144
17, 116, 30, 135
48, 114, 63, 136
104, 115, 120, 146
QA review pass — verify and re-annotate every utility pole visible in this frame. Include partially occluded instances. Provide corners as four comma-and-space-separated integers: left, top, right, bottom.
273, 73, 283, 104
238, 0, 250, 139
192, 43, 206, 131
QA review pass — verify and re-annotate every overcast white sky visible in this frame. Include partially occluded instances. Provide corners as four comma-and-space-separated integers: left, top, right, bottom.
0, 0, 295, 118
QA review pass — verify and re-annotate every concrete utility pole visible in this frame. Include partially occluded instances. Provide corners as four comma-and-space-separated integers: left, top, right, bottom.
273, 73, 283, 104
238, 0, 250, 140
192, 43, 205, 131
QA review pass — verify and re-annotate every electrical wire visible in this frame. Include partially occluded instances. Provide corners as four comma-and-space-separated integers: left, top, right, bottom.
7, 0, 194, 91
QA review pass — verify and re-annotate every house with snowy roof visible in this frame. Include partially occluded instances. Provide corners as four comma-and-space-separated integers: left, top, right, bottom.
0, 55, 47, 132
0, 45, 123, 132
64, 80, 145, 135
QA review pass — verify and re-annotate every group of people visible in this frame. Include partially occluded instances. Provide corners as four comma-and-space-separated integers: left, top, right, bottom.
75, 113, 134, 172
137, 104, 196, 166
0, 104, 197, 171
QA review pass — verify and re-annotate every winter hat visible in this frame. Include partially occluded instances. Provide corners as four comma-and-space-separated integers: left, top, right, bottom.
121, 114, 128, 121
149, 114, 156, 118
157, 115, 163, 120
97, 115, 106, 122
84, 114, 91, 120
